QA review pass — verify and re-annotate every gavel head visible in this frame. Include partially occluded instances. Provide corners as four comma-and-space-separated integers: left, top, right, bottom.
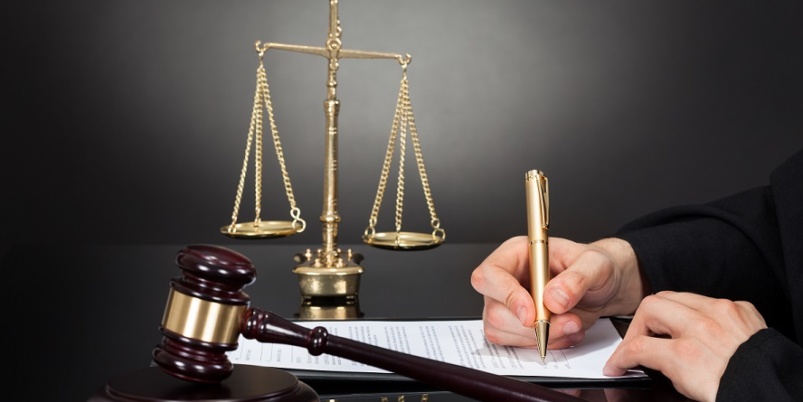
152, 244, 256, 383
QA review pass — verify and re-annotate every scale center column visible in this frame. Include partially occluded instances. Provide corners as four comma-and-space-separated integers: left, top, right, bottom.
320, 11, 342, 266
292, 0, 364, 315
320, 98, 340, 266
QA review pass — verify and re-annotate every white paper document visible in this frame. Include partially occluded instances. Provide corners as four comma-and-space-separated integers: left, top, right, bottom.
228, 318, 646, 380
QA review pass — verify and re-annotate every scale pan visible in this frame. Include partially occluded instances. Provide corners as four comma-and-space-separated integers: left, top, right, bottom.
363, 231, 444, 251
220, 221, 299, 239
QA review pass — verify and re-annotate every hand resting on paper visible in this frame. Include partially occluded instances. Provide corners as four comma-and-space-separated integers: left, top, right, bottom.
603, 291, 766, 402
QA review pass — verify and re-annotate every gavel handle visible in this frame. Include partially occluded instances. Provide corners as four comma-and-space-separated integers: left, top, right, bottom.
241, 308, 583, 402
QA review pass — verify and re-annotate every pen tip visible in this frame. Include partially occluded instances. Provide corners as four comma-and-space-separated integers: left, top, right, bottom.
534, 320, 550, 362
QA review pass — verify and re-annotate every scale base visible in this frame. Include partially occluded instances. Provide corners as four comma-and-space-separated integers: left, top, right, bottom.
292, 248, 364, 298
297, 295, 363, 319
89, 365, 318, 402
293, 263, 363, 298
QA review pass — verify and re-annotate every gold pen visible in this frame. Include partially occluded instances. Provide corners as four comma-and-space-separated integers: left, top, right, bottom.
525, 169, 550, 363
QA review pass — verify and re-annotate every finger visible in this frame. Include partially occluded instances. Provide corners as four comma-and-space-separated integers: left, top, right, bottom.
483, 310, 585, 349
603, 335, 676, 376
604, 293, 747, 402
609, 293, 716, 372
483, 308, 587, 349
473, 264, 535, 324
605, 296, 707, 376
482, 296, 587, 349
471, 237, 535, 325
653, 291, 765, 326
604, 335, 722, 402
621, 293, 695, 339
474, 236, 531, 281
482, 297, 538, 347
546, 313, 586, 349
547, 237, 587, 274
651, 291, 721, 312
651, 291, 767, 343
600, 295, 689, 376
648, 291, 731, 337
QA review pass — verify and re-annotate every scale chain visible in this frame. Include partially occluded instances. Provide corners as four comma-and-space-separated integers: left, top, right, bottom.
258, 61, 306, 232
395, 83, 408, 234
364, 70, 405, 236
227, 63, 264, 232
403, 73, 443, 238
227, 57, 306, 234
255, 65, 265, 225
364, 65, 444, 241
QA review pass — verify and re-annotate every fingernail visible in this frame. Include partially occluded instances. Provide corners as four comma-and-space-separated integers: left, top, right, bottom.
549, 288, 569, 310
563, 320, 580, 336
517, 307, 528, 325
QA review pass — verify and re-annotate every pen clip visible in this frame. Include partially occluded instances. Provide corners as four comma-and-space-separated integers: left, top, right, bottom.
539, 174, 549, 230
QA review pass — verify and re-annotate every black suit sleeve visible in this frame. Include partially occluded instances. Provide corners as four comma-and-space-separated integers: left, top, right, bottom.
614, 187, 793, 334
716, 328, 803, 402
612, 151, 803, 401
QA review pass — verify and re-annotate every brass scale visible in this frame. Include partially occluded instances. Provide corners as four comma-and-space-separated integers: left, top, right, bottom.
220, 0, 445, 316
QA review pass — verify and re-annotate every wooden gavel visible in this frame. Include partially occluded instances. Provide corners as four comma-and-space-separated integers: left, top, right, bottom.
152, 244, 582, 402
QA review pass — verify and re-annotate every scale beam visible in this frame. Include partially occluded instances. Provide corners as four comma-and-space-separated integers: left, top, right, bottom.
256, 41, 410, 65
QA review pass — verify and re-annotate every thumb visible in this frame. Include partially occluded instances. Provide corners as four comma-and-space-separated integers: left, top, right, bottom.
544, 277, 574, 314
544, 247, 614, 314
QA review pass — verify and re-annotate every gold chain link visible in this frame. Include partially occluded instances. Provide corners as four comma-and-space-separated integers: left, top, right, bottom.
255, 66, 265, 225
394, 76, 408, 233
364, 64, 444, 241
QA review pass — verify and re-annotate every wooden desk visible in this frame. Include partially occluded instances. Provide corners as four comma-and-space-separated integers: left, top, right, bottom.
0, 244, 691, 402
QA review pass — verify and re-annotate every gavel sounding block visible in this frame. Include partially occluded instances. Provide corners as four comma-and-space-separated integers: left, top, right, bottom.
89, 365, 318, 402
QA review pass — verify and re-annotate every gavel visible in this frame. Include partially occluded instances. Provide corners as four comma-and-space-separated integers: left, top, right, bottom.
152, 244, 582, 402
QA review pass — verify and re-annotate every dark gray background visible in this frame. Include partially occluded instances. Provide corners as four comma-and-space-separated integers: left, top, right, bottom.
4, 0, 803, 249
1, 3, 802, 401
